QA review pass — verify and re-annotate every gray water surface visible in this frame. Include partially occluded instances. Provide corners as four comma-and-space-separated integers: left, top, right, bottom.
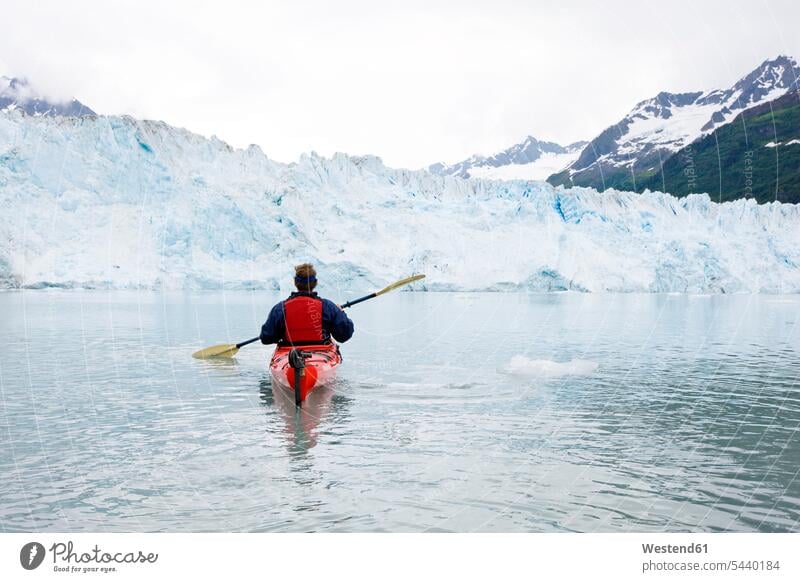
1, 291, 798, 532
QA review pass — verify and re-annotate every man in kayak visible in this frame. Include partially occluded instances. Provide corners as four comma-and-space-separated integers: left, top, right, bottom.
260, 263, 354, 346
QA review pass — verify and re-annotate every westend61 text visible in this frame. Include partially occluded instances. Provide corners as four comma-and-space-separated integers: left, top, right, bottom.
642, 543, 708, 554
49, 541, 159, 564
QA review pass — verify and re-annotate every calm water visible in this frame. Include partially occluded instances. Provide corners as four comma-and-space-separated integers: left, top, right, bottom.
0, 291, 798, 532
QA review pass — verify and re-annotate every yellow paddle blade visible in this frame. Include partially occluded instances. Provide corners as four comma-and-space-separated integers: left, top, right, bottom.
375, 274, 426, 296
192, 343, 240, 359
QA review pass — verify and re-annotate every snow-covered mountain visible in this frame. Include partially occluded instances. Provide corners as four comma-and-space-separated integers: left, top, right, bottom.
0, 76, 95, 117
1, 109, 799, 293
429, 136, 586, 180
639, 89, 800, 203
549, 55, 800, 192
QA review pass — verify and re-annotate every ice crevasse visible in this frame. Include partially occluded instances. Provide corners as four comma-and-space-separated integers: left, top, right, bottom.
0, 110, 798, 293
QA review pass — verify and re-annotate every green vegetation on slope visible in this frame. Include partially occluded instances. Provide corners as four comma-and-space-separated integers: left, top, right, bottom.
640, 91, 800, 203
548, 92, 800, 203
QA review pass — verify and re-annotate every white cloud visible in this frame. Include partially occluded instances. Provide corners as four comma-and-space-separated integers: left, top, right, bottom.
1, 0, 798, 169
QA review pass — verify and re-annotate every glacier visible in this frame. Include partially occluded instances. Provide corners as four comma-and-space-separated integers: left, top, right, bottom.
0, 109, 799, 293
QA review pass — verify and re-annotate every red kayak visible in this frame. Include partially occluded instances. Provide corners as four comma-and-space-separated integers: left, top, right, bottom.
269, 343, 342, 403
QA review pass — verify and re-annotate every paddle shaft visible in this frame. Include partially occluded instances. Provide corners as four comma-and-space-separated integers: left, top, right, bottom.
340, 293, 376, 309
222, 276, 423, 354
237, 337, 260, 348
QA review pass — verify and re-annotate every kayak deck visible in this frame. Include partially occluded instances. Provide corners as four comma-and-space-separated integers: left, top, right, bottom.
269, 344, 342, 403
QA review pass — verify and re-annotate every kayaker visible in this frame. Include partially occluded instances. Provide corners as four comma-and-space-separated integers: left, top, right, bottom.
260, 263, 354, 346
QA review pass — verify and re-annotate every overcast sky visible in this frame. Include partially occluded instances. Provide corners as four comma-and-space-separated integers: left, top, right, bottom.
1, 0, 798, 169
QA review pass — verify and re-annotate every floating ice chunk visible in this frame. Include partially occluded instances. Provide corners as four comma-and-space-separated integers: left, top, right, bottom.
505, 355, 599, 377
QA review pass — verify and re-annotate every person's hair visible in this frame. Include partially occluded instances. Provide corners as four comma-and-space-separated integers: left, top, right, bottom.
294, 263, 317, 292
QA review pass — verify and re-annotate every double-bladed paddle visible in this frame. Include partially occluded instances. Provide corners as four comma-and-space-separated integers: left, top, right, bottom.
192, 273, 426, 359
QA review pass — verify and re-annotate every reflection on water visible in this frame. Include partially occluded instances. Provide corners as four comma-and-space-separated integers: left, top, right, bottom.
0, 291, 798, 532
258, 378, 352, 454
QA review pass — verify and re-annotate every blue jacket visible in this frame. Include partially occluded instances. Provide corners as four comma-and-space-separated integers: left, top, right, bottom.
260, 292, 355, 345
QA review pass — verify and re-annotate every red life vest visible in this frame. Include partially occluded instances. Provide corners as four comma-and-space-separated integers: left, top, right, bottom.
282, 293, 325, 345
